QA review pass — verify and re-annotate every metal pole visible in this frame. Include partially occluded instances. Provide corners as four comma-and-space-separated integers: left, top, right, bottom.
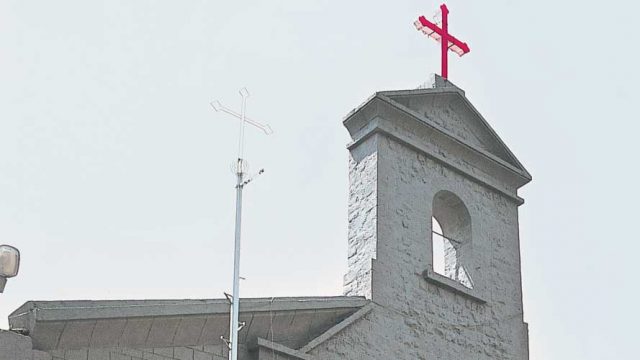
212, 88, 268, 360
228, 90, 248, 360
229, 169, 243, 360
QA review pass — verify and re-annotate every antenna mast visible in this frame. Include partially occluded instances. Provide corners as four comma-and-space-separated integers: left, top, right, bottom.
211, 88, 272, 360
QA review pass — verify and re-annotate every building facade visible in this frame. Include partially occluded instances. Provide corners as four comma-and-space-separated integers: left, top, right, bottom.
1, 76, 531, 360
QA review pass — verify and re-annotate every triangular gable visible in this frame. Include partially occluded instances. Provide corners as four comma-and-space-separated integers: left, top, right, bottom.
377, 88, 530, 179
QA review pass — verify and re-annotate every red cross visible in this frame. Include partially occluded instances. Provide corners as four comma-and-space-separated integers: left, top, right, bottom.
414, 4, 470, 79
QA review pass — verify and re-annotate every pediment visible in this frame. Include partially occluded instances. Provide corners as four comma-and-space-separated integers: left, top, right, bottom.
379, 89, 528, 177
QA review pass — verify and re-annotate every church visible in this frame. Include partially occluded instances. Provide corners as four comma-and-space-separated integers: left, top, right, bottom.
0, 74, 531, 360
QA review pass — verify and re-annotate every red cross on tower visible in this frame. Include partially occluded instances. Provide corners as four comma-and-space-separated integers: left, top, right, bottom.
414, 3, 470, 79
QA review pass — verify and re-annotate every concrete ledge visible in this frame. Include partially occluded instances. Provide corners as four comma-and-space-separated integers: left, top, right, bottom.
350, 126, 526, 205
421, 269, 487, 304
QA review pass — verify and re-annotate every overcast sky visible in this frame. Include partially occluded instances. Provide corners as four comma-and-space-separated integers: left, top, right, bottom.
1, 1, 639, 359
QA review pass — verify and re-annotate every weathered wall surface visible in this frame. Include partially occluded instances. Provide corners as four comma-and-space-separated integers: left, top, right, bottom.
0, 330, 49, 360
0, 330, 32, 360
390, 92, 517, 167
323, 134, 528, 360
343, 135, 378, 299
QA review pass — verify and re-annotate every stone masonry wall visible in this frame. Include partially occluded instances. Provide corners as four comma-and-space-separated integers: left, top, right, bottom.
0, 330, 50, 360
322, 135, 528, 360
343, 135, 378, 299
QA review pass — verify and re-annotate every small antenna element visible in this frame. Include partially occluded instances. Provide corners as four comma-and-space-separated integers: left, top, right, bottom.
211, 88, 271, 360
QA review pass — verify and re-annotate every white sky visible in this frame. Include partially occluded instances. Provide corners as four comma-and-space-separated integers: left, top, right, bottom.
1, 1, 639, 359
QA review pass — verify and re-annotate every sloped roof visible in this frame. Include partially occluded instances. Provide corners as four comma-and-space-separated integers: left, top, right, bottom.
9, 296, 368, 351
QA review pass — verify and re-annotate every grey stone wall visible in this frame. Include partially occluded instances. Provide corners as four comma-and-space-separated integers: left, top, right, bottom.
390, 92, 518, 168
0, 330, 32, 360
325, 134, 528, 360
343, 135, 378, 299
0, 330, 49, 360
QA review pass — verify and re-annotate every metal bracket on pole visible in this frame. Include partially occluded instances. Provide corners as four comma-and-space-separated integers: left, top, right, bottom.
241, 169, 265, 187
221, 336, 231, 350
224, 292, 233, 304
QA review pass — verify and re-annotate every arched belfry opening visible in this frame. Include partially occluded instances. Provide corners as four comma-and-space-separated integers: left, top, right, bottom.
432, 190, 474, 289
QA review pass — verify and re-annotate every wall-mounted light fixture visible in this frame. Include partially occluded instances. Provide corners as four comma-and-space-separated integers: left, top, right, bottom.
0, 245, 20, 293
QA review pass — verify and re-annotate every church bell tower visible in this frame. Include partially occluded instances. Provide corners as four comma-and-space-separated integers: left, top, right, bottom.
342, 75, 532, 359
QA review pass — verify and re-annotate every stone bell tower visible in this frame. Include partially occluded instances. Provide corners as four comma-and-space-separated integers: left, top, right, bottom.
341, 75, 532, 359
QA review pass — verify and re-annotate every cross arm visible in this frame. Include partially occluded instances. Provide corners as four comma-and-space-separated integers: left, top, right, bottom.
415, 16, 470, 56
210, 101, 273, 135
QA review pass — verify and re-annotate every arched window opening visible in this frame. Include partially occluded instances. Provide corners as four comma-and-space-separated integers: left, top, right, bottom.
432, 191, 474, 289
